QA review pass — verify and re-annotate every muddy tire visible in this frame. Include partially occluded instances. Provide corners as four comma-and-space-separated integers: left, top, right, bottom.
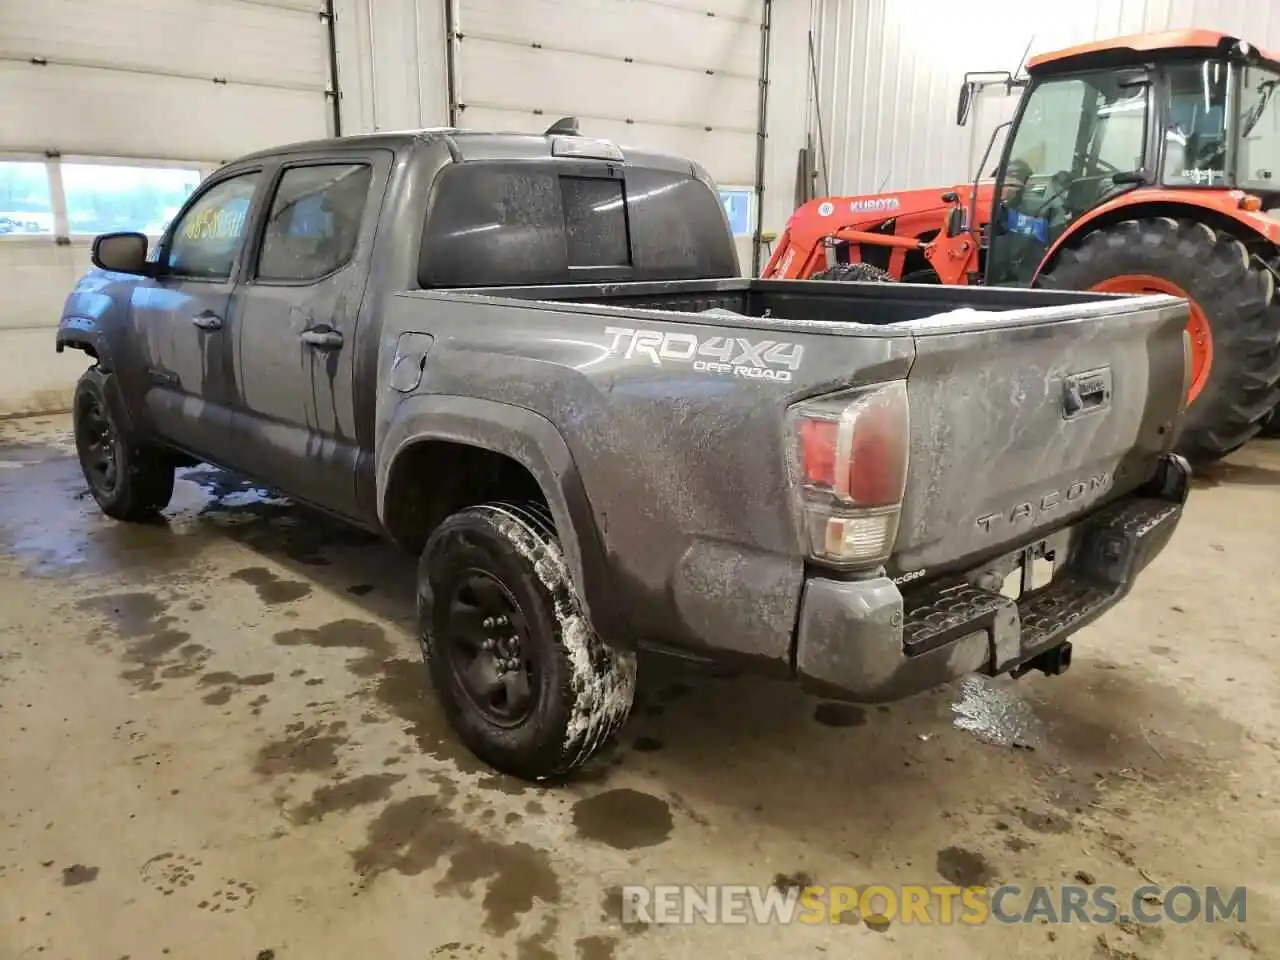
811, 262, 895, 282
1038, 218, 1280, 463
1260, 405, 1280, 438
418, 502, 636, 781
73, 368, 175, 521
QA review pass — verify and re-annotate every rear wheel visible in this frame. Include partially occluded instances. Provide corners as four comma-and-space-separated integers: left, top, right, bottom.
1038, 218, 1280, 463
418, 502, 636, 780
811, 262, 895, 283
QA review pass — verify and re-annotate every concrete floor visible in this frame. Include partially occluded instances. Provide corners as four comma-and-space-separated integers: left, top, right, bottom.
1, 414, 1277, 960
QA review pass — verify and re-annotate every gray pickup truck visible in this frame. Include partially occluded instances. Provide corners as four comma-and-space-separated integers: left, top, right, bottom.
57, 124, 1192, 780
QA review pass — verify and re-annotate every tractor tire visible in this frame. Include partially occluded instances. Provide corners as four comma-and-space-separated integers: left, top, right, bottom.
1260, 405, 1280, 438
1038, 218, 1280, 464
811, 262, 895, 283
902, 268, 942, 284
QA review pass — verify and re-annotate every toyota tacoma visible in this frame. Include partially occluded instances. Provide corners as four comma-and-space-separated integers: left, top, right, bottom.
56, 123, 1192, 780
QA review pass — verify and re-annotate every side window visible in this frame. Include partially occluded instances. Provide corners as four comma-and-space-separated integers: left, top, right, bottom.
167, 173, 260, 279
1163, 61, 1230, 186
256, 163, 372, 282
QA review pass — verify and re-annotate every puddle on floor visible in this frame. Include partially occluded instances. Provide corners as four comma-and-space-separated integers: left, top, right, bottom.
950, 675, 1043, 749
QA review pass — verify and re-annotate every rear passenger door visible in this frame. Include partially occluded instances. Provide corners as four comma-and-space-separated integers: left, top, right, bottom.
228, 153, 388, 518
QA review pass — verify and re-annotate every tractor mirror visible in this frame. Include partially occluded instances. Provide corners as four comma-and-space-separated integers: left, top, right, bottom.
956, 82, 974, 126
945, 205, 966, 238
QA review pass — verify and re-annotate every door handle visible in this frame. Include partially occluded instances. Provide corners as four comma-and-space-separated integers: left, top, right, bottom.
191, 311, 223, 331
1062, 367, 1112, 420
301, 326, 344, 350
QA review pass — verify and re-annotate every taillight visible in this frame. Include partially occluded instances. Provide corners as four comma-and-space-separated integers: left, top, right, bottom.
788, 381, 910, 567
798, 418, 838, 486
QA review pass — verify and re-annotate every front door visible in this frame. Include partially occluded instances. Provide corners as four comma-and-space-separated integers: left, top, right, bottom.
135, 169, 264, 462
228, 155, 384, 518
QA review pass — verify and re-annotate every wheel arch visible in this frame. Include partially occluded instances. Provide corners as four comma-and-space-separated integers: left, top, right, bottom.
1034, 194, 1280, 285
377, 395, 631, 648
56, 320, 110, 368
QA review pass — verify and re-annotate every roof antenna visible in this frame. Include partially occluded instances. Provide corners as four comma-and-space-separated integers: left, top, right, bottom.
1013, 34, 1034, 82
544, 116, 580, 136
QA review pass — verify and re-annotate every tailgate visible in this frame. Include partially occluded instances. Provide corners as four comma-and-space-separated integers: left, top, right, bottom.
892, 293, 1189, 575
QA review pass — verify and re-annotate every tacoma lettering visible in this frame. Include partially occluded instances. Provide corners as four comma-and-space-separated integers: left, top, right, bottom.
976, 474, 1112, 532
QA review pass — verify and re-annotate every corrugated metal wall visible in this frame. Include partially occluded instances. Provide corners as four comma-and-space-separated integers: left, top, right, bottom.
809, 0, 1280, 197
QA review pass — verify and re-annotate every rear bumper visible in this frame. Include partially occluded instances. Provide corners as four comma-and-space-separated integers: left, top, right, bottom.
795, 455, 1190, 703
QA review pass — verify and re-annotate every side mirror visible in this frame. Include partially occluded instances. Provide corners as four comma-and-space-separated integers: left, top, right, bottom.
91, 232, 149, 274
945, 205, 967, 238
956, 81, 974, 126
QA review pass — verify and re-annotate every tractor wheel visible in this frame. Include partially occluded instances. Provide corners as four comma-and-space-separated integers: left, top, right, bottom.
811, 262, 895, 282
902, 267, 942, 284
1260, 405, 1280, 438
1038, 218, 1280, 463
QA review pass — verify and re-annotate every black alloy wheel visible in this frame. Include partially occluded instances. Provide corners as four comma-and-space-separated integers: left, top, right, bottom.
443, 569, 539, 727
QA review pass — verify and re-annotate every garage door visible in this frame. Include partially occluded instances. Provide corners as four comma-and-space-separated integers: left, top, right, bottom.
0, 0, 334, 416
452, 0, 766, 271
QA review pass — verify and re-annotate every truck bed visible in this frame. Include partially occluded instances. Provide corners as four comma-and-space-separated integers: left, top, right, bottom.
392, 275, 1188, 679
410, 273, 1189, 575
451, 275, 1138, 329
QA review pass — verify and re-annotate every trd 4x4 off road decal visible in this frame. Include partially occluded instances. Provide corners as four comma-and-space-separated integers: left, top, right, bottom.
602, 326, 804, 382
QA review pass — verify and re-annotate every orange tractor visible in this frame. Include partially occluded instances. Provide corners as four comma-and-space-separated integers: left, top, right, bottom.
764, 30, 1280, 462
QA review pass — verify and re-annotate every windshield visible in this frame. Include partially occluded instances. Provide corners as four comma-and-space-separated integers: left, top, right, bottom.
986, 70, 1148, 285
1239, 66, 1280, 192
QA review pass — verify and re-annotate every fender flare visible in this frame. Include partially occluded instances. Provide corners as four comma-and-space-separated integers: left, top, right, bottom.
56, 316, 114, 370
377, 394, 631, 648
75, 362, 140, 441
1033, 191, 1280, 285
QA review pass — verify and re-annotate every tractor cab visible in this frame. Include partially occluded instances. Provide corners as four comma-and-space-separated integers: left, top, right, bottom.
981, 31, 1280, 286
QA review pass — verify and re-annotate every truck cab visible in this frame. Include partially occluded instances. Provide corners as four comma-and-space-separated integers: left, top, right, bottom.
56, 124, 739, 527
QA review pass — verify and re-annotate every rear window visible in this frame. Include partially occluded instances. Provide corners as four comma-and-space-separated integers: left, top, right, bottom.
418, 160, 736, 287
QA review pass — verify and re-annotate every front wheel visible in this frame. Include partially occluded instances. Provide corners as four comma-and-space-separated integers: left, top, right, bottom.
418, 502, 636, 780
1038, 218, 1280, 463
73, 368, 175, 521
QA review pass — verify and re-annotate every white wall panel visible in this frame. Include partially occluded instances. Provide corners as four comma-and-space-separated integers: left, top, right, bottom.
332, 0, 451, 134
460, 106, 758, 186
0, 0, 332, 158
0, 63, 329, 162
457, 39, 759, 129
459, 0, 761, 77
453, 0, 763, 183
455, 0, 767, 269
0, 0, 333, 415
0, 240, 96, 416
0, 0, 327, 93
811, 0, 1280, 197
335, 0, 812, 273
456, 39, 758, 180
